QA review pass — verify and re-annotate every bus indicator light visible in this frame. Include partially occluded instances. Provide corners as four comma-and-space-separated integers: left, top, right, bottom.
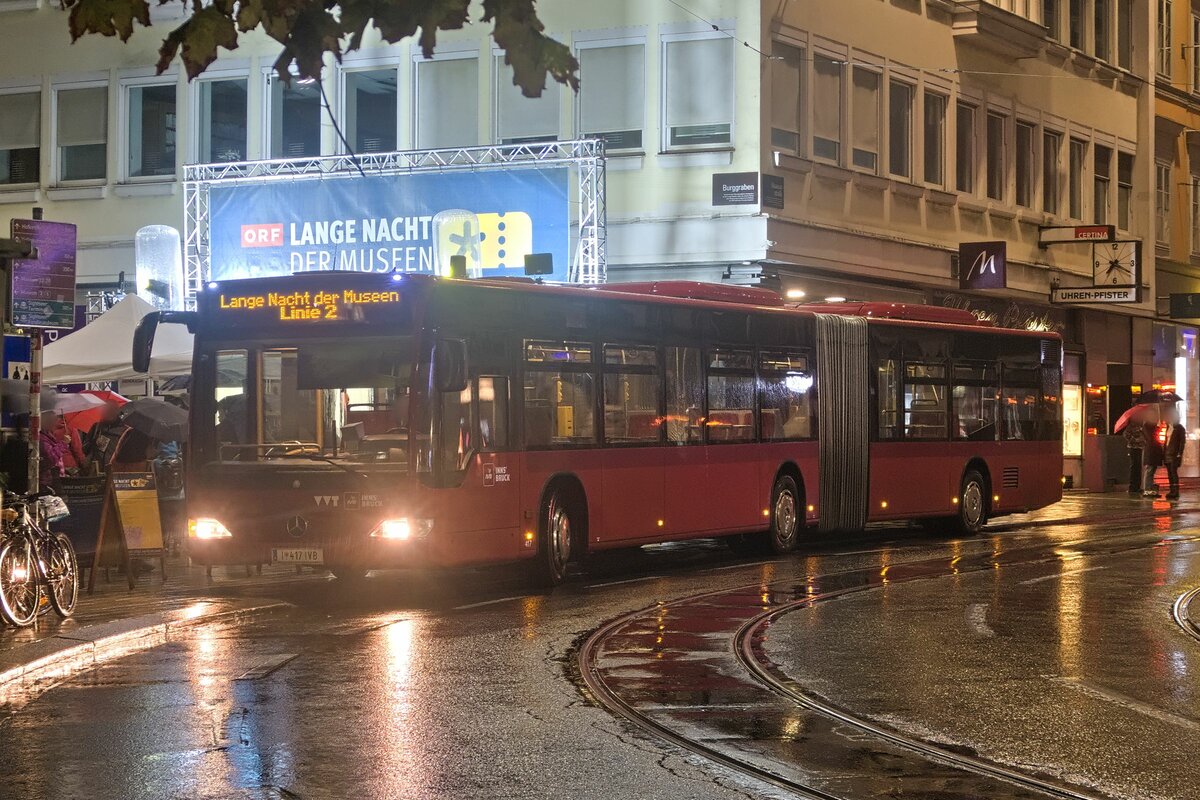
880, 501, 889, 510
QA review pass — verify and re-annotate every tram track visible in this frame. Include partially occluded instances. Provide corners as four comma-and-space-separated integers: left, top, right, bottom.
1171, 586, 1200, 644
576, 523, 1199, 800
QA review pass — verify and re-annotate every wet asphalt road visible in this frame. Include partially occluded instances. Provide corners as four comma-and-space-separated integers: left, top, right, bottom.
1, 513, 1198, 800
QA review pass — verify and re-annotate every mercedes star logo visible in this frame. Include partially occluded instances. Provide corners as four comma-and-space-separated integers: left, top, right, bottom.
286, 515, 309, 538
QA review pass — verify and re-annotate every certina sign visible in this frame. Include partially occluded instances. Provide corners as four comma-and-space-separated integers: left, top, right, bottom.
208, 168, 571, 282
1050, 286, 1138, 304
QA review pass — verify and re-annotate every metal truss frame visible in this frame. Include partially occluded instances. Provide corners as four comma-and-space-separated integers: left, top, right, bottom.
183, 139, 607, 300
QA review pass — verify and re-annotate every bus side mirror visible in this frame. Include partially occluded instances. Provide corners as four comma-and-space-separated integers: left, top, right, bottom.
132, 312, 161, 374
434, 340, 468, 393
132, 310, 197, 374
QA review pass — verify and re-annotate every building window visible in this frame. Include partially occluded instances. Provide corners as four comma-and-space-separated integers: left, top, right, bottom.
986, 111, 1006, 201
923, 91, 946, 186
1094, 0, 1110, 60
851, 67, 880, 171
956, 101, 976, 193
344, 68, 397, 154
1194, 15, 1200, 92
1118, 0, 1133, 70
125, 83, 176, 179
1043, 129, 1061, 215
496, 57, 558, 145
770, 41, 803, 153
196, 78, 247, 163
578, 43, 644, 151
812, 55, 843, 162
1094, 144, 1111, 224
1069, 0, 1084, 49
889, 80, 912, 178
416, 56, 478, 149
56, 85, 107, 183
1044, 0, 1059, 39
1160, 0, 1173, 78
1069, 138, 1086, 219
268, 75, 321, 158
1157, 160, 1172, 244
1192, 176, 1200, 253
1118, 151, 1133, 230
1015, 121, 1035, 207
663, 36, 734, 149
0, 91, 39, 186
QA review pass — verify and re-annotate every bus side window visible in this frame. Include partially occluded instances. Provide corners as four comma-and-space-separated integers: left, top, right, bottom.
665, 346, 703, 444
478, 376, 509, 450
876, 359, 900, 439
214, 350, 249, 449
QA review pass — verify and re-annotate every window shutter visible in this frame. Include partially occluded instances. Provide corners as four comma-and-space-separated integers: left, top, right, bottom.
57, 87, 107, 147
580, 45, 644, 135
851, 68, 879, 159
812, 57, 842, 147
666, 37, 733, 127
495, 56, 559, 141
0, 92, 39, 150
417, 58, 478, 149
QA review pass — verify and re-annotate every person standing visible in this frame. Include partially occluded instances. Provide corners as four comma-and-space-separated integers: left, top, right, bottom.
1165, 412, 1187, 501
1142, 414, 1166, 498
38, 410, 68, 490
1124, 415, 1146, 494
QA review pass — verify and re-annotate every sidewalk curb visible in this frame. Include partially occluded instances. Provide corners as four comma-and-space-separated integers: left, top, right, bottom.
0, 599, 292, 695
994, 503, 1200, 532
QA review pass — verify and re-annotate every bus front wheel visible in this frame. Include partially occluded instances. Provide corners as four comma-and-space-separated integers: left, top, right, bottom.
953, 470, 989, 536
766, 475, 802, 554
529, 490, 576, 589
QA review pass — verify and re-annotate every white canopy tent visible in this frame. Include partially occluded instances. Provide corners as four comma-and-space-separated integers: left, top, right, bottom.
42, 295, 193, 384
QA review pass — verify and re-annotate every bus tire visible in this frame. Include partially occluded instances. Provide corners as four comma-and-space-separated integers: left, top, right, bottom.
529, 490, 576, 589
953, 469, 989, 536
765, 474, 802, 554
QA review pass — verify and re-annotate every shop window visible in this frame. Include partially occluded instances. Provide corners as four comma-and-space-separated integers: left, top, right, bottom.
1063, 383, 1083, 456
197, 78, 247, 163
0, 91, 39, 185
851, 67, 880, 171
345, 69, 398, 153
267, 75, 321, 158
496, 56, 558, 145
578, 43, 644, 151
813, 55, 843, 162
416, 56, 478, 149
771, 41, 804, 153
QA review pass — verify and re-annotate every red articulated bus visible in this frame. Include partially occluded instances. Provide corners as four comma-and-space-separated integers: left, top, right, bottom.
133, 272, 1062, 585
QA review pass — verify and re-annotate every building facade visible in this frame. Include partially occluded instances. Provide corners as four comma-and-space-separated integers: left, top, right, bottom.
0, 0, 1187, 485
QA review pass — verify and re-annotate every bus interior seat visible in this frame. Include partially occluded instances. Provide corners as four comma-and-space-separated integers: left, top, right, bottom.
525, 399, 554, 446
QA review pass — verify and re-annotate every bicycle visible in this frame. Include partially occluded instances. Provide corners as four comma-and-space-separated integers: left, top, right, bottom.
0, 493, 79, 626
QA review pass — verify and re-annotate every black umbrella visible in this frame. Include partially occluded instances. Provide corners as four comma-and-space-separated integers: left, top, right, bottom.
1138, 389, 1182, 404
120, 398, 189, 442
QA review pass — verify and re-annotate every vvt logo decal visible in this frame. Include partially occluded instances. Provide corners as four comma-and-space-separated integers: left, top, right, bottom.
242, 223, 284, 248
314, 495, 340, 508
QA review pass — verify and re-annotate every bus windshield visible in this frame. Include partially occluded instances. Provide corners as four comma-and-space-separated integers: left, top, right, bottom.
205, 336, 418, 467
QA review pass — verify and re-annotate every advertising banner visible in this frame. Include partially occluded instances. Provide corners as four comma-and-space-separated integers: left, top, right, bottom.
208, 167, 571, 283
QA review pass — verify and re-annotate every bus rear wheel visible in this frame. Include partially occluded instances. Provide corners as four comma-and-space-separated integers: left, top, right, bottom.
729, 475, 802, 556
529, 490, 576, 589
953, 469, 989, 536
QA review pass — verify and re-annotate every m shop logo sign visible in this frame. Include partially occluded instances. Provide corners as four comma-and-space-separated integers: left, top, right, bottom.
242, 223, 284, 248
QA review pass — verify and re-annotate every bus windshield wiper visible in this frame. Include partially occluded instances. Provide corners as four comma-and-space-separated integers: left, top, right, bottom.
265, 447, 370, 480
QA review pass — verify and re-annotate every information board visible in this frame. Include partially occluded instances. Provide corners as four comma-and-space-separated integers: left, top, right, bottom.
110, 471, 165, 555
56, 475, 108, 560
10, 219, 77, 329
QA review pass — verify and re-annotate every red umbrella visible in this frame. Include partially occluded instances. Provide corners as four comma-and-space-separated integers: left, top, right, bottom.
63, 391, 128, 437
1113, 402, 1159, 434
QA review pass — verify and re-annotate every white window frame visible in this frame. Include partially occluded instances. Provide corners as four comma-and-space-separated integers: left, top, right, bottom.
50, 78, 109, 187
574, 35, 647, 154
1157, 160, 1172, 245
337, 58, 401, 156
659, 31, 735, 153
0, 85, 42, 190
260, 65, 328, 160
1159, 0, 1174, 78
189, 67, 250, 164
811, 50, 845, 165
410, 47, 480, 151
768, 38, 805, 156
849, 64, 882, 174
119, 73, 179, 184
922, 89, 947, 188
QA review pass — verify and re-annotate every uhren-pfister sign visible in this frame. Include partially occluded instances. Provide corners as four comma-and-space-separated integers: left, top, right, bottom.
207, 167, 571, 282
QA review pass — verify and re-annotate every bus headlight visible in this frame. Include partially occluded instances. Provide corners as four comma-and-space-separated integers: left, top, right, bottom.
189, 517, 233, 540
370, 518, 433, 541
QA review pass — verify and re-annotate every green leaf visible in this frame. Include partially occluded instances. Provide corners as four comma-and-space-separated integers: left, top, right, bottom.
483, 0, 578, 97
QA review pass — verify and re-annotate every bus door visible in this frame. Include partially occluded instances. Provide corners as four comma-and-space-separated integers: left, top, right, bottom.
703, 349, 761, 531
662, 346, 709, 535
600, 346, 666, 541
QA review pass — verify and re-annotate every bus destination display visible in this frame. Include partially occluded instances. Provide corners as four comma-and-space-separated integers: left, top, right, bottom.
210, 286, 403, 325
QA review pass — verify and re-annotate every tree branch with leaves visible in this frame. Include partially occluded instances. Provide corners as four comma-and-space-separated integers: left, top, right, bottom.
61, 0, 578, 97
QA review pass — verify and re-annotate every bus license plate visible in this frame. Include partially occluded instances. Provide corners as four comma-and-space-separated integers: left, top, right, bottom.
272, 547, 324, 565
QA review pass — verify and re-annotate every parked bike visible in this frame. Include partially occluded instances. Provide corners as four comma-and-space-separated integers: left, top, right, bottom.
0, 493, 78, 626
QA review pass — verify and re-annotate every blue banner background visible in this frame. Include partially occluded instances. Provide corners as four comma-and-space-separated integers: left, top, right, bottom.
208, 167, 571, 282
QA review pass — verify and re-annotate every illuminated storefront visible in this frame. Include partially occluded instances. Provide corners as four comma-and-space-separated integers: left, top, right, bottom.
1152, 323, 1199, 472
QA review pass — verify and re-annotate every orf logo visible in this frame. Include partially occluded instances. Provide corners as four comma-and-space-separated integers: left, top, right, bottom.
959, 241, 1007, 290
241, 223, 284, 248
